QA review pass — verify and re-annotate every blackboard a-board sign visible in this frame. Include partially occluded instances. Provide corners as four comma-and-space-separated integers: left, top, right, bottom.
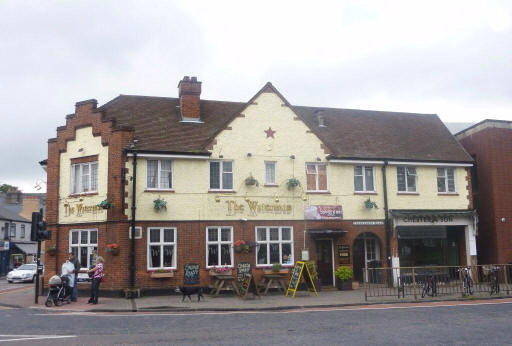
286, 261, 318, 298
237, 262, 252, 282
184, 263, 200, 285
338, 245, 350, 264
239, 274, 261, 300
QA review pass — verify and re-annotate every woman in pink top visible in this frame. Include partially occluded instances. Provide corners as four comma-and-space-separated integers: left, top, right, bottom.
87, 256, 104, 304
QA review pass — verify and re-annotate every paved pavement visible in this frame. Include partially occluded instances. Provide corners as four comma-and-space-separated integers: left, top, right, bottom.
1, 282, 512, 313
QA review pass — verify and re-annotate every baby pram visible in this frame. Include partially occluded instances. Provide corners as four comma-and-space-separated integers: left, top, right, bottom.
45, 275, 72, 307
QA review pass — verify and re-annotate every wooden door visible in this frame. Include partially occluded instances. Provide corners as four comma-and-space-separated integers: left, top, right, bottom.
316, 240, 333, 286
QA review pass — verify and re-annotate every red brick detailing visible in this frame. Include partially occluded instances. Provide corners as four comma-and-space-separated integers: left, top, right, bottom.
320, 143, 333, 155
70, 155, 99, 164
465, 167, 473, 210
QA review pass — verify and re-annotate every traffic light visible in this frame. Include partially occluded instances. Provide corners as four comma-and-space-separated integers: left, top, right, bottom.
31, 212, 51, 241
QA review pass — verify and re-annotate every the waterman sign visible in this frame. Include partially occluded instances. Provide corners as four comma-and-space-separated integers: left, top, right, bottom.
226, 199, 292, 216
64, 203, 104, 217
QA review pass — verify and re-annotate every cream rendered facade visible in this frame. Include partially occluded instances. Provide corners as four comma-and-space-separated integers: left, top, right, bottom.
58, 127, 108, 224
125, 92, 470, 222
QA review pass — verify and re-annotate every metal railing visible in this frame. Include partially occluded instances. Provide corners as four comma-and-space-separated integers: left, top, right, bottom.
363, 264, 512, 301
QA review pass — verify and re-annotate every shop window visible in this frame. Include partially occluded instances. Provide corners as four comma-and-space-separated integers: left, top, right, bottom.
437, 167, 456, 193
265, 161, 277, 185
146, 159, 173, 190
306, 163, 327, 191
354, 166, 374, 192
71, 162, 98, 194
256, 227, 294, 266
69, 229, 98, 268
206, 227, 233, 267
397, 166, 417, 192
209, 161, 233, 191
20, 225, 25, 239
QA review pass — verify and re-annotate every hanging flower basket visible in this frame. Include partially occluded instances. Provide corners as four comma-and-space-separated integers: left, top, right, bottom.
244, 175, 259, 187
286, 177, 301, 190
153, 197, 167, 211
106, 243, 119, 255
98, 199, 113, 209
364, 198, 378, 209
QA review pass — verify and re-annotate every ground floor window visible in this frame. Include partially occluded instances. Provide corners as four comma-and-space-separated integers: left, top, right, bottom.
397, 226, 461, 267
69, 229, 98, 269
256, 226, 293, 266
147, 228, 177, 269
206, 227, 233, 267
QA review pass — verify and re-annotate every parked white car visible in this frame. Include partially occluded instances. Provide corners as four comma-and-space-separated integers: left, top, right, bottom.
6, 264, 38, 283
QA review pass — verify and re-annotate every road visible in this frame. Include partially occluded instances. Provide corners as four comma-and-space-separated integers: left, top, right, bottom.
0, 301, 511, 345
0, 279, 32, 292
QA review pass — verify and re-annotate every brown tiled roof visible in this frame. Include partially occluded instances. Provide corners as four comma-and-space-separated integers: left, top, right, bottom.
99, 86, 472, 163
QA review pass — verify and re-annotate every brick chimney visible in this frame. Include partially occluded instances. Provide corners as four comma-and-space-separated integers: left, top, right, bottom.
178, 76, 202, 120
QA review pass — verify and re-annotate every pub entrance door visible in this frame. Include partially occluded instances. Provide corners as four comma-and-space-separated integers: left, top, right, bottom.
316, 239, 334, 286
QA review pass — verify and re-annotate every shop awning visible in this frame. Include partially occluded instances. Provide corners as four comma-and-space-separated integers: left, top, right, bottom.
14, 243, 37, 255
307, 229, 347, 238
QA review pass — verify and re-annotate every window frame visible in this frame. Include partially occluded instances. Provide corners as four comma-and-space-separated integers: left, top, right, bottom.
437, 167, 457, 193
305, 163, 328, 192
255, 226, 294, 267
146, 159, 173, 191
264, 161, 277, 186
147, 227, 177, 270
20, 224, 25, 239
397, 166, 418, 193
69, 229, 98, 269
129, 226, 142, 240
354, 165, 375, 192
209, 160, 234, 191
70, 161, 98, 194
206, 226, 234, 268
9, 224, 16, 238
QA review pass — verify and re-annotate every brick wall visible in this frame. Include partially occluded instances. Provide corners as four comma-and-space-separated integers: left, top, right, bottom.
458, 127, 512, 264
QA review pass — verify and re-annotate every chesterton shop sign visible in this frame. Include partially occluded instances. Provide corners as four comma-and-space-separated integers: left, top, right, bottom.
304, 205, 342, 220
226, 199, 292, 216
402, 214, 455, 224
63, 203, 104, 217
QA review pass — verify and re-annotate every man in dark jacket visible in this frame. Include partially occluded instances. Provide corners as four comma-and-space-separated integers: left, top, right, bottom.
68, 252, 81, 302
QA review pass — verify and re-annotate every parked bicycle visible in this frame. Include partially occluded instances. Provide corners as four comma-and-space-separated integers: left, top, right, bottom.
458, 267, 473, 296
489, 266, 500, 295
421, 272, 437, 298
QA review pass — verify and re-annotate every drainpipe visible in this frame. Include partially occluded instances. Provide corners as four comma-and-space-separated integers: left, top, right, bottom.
381, 161, 391, 268
129, 151, 137, 289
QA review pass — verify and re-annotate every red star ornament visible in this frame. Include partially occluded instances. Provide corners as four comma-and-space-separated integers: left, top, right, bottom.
264, 127, 276, 138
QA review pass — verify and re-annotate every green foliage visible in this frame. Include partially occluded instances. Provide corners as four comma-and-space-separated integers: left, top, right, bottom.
98, 200, 113, 209
286, 178, 301, 190
244, 175, 259, 187
364, 198, 378, 209
153, 197, 167, 211
0, 184, 17, 193
335, 266, 353, 281
272, 263, 282, 272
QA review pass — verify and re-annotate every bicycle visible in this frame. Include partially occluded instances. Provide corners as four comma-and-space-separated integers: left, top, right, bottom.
489, 266, 500, 295
421, 272, 437, 298
458, 267, 473, 296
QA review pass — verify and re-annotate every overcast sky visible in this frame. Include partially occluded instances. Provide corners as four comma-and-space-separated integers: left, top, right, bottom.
1, 0, 511, 193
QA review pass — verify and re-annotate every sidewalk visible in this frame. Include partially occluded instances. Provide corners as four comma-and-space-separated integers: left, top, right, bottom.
1, 286, 511, 313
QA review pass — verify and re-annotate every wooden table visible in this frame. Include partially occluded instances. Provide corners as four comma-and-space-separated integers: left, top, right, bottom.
260, 273, 288, 295
210, 274, 240, 296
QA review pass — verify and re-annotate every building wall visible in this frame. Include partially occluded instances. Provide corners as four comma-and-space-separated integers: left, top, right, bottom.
458, 126, 512, 264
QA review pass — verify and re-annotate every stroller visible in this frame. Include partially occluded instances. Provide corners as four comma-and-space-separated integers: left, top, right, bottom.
45, 274, 73, 307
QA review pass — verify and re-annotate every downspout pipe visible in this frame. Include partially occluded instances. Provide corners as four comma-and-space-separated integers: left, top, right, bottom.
129, 151, 137, 289
382, 161, 392, 268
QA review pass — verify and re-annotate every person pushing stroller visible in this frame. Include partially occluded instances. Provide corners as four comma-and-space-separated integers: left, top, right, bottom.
45, 259, 75, 307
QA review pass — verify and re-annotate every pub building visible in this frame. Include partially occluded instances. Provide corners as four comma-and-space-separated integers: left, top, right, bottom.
42, 76, 477, 293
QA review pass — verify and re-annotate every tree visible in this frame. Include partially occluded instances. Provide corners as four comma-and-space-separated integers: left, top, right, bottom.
0, 184, 18, 193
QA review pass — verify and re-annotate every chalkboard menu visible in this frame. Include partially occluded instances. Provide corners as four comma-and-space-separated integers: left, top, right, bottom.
338, 245, 350, 264
286, 261, 318, 298
237, 262, 252, 282
239, 274, 261, 300
184, 263, 199, 285
288, 262, 304, 292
